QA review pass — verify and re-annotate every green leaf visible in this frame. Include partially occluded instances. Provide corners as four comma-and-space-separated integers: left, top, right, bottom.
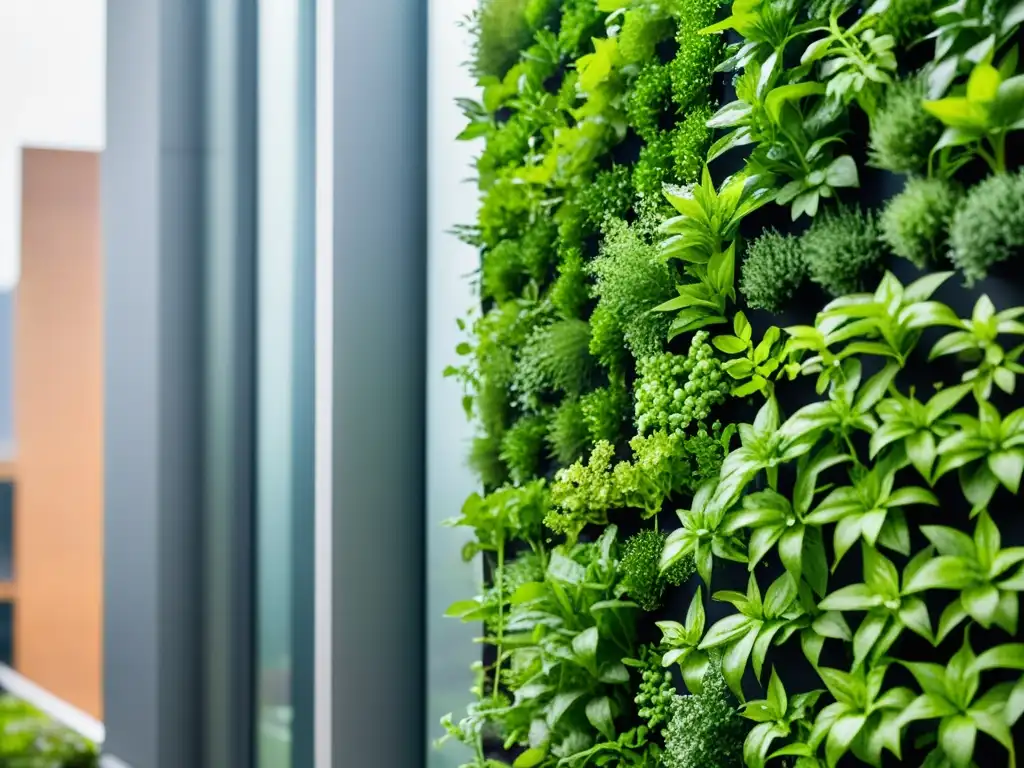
701, 613, 753, 648
967, 62, 1001, 102
765, 82, 827, 123
824, 155, 858, 189
818, 667, 864, 705
819, 584, 883, 611
939, 715, 977, 768
767, 667, 787, 715
921, 526, 976, 558
988, 449, 1024, 492
513, 748, 547, 768
681, 650, 710, 694
723, 629, 758, 702
714, 335, 749, 354
547, 690, 586, 727
973, 643, 1024, 672
455, 342, 472, 355
899, 693, 958, 724
825, 713, 866, 767
962, 584, 1000, 627
585, 696, 615, 741
510, 582, 548, 604
571, 627, 599, 670
904, 556, 978, 592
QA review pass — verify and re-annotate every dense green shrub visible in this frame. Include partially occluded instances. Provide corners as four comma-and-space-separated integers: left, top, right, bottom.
877, 0, 936, 44
0, 695, 98, 767
467, 0, 535, 78
580, 377, 631, 444
672, 105, 713, 185
549, 247, 590, 320
513, 319, 596, 408
468, 433, 508, 488
589, 217, 676, 363
499, 413, 549, 483
668, 0, 722, 112
578, 165, 634, 230
547, 398, 591, 466
628, 62, 673, 141
633, 132, 674, 200
739, 230, 808, 313
662, 658, 747, 768
803, 207, 886, 296
869, 75, 942, 174
880, 176, 960, 268
948, 170, 1024, 282
619, 529, 695, 611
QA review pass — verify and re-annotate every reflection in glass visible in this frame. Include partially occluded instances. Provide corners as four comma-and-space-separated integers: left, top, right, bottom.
256, 1, 315, 766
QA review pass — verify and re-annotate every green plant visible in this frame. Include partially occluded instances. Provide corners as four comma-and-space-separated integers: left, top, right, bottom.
802, 207, 886, 297
662, 655, 749, 768
627, 645, 678, 731
930, 293, 1024, 398
880, 176, 961, 268
656, 594, 712, 694
739, 230, 808, 313
550, 247, 590, 320
500, 413, 549, 483
739, 670, 822, 768
876, 0, 936, 45
628, 62, 672, 141
669, 0, 723, 112
618, 528, 695, 612
581, 377, 631, 445
869, 74, 943, 174
466, 0, 536, 78
672, 105, 714, 184
897, 632, 1024, 767
634, 334, 730, 436
714, 314, 790, 398
948, 169, 1024, 283
0, 695, 99, 767
513, 319, 597, 409
589, 217, 676, 365
924, 55, 1024, 174
548, 398, 592, 466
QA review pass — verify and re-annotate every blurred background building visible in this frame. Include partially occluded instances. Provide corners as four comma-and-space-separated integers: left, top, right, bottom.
0, 1, 481, 767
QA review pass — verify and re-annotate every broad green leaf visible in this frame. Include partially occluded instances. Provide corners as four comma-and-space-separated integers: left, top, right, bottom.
825, 713, 866, 767
767, 667, 787, 715
939, 715, 977, 768
904, 556, 978, 592
820, 584, 883, 612
714, 335, 749, 354
973, 643, 1024, 672
765, 82, 827, 122
513, 748, 547, 767
547, 690, 586, 727
571, 627, 599, 670
585, 696, 615, 741
723, 629, 758, 702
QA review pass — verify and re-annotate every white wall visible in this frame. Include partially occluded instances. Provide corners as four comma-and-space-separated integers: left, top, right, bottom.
0, 0, 106, 290
427, 0, 481, 765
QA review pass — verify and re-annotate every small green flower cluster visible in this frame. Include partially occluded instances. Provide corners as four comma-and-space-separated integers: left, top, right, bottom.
635, 332, 728, 436
635, 646, 676, 732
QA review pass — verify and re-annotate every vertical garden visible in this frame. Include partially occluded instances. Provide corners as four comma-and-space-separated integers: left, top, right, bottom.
437, 0, 1024, 765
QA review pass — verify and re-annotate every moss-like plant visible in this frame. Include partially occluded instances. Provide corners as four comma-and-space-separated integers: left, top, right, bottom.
880, 176, 960, 268
668, 0, 722, 112
513, 319, 597, 409
499, 413, 548, 484
580, 377, 631, 445
578, 165, 634, 231
619, 529, 696, 611
633, 132, 674, 200
948, 169, 1024, 282
556, 0, 605, 57
467, 0, 536, 78
877, 0, 936, 45
672, 105, 714, 185
618, 5, 674, 63
469, 433, 508, 488
662, 656, 748, 768
550, 247, 590, 320
547, 398, 591, 466
739, 230, 808, 313
589, 217, 676, 364
627, 62, 673, 141
869, 75, 942, 175
803, 207, 886, 297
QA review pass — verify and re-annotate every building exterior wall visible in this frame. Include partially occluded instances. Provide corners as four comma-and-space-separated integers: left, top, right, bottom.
15, 148, 103, 718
